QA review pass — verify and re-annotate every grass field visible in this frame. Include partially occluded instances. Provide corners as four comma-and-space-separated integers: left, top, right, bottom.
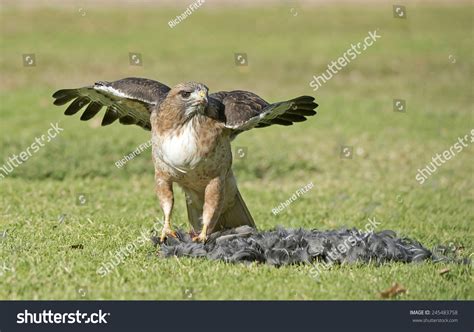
0, 2, 472, 300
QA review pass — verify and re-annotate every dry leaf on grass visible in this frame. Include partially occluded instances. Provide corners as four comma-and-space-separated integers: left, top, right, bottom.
379, 283, 407, 299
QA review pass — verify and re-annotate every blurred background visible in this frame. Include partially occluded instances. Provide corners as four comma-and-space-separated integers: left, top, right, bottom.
0, 0, 472, 300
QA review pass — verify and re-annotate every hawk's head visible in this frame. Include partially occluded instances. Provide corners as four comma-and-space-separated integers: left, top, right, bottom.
166, 82, 209, 119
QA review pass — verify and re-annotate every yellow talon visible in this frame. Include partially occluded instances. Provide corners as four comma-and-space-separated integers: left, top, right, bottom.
160, 227, 177, 243
192, 232, 207, 243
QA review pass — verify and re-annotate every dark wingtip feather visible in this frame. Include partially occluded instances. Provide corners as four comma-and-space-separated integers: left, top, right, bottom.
101, 108, 120, 126
53, 94, 78, 106
80, 102, 102, 121
64, 97, 90, 116
270, 118, 293, 126
119, 115, 138, 125
292, 95, 315, 103
278, 113, 307, 123
287, 96, 318, 118
288, 109, 317, 116
52, 89, 77, 99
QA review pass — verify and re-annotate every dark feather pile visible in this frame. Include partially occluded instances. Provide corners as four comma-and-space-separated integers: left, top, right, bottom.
153, 226, 467, 266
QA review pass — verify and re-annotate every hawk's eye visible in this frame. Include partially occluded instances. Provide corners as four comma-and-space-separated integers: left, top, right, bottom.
180, 91, 191, 99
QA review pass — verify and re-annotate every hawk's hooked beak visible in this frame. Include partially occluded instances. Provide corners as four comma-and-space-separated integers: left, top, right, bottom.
198, 90, 207, 100
185, 89, 208, 118
190, 90, 207, 104
197, 90, 208, 108
193, 90, 208, 113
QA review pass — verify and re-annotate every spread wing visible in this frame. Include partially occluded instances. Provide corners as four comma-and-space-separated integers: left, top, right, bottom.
209, 91, 318, 136
52, 77, 171, 130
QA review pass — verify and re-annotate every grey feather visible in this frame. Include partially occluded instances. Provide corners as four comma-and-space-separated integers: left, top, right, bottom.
153, 226, 468, 267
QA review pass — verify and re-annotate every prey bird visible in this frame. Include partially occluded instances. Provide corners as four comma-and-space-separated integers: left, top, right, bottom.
52, 77, 318, 242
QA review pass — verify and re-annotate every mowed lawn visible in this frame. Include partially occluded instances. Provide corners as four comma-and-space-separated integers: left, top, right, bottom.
0, 3, 472, 300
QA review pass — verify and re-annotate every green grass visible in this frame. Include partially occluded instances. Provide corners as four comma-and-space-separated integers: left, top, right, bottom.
0, 3, 472, 300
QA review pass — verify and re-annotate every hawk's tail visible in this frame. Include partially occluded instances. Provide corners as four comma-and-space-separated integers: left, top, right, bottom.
216, 189, 256, 230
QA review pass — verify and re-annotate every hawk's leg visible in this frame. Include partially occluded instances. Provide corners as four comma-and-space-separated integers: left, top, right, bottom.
192, 176, 224, 243
155, 175, 177, 243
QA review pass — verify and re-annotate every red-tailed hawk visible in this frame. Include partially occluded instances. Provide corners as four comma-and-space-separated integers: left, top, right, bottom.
52, 77, 318, 242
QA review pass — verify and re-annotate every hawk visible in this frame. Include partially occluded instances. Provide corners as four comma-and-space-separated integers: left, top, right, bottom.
52, 77, 318, 242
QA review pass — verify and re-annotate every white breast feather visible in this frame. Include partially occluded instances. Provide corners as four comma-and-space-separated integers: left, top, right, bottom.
157, 121, 200, 173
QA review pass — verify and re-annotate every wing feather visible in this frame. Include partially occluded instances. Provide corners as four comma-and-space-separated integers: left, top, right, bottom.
80, 102, 103, 121
53, 93, 78, 106
64, 96, 90, 115
209, 91, 318, 136
52, 77, 170, 131
101, 107, 120, 126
